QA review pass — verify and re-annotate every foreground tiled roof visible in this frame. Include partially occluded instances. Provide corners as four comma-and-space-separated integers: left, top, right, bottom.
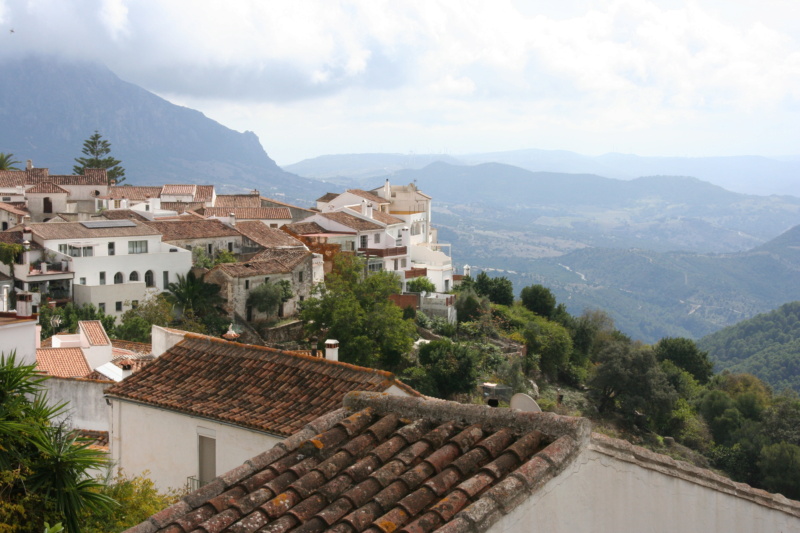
284, 221, 329, 236
36, 348, 91, 378
111, 339, 153, 354
196, 185, 215, 203
321, 212, 383, 232
215, 194, 262, 208
202, 207, 292, 220
0, 171, 25, 188
80, 320, 111, 346
144, 219, 241, 241
0, 202, 28, 216
124, 393, 588, 533
236, 221, 306, 248
162, 184, 197, 196
105, 336, 419, 437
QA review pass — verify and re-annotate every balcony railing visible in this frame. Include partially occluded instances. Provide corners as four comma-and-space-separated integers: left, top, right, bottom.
357, 246, 407, 258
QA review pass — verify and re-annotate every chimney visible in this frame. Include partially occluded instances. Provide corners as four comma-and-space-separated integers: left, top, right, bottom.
22, 225, 32, 243
40, 262, 48, 274
15, 292, 33, 318
463, 264, 471, 278
366, 202, 373, 219
325, 339, 339, 362
384, 178, 391, 198
121, 198, 128, 209
401, 226, 410, 247
229, 213, 236, 227
119, 360, 134, 380
26, 160, 32, 170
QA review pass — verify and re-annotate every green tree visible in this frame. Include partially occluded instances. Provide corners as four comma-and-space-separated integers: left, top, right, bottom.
73, 131, 125, 185
408, 339, 480, 399
0, 353, 114, 532
589, 341, 677, 426
759, 442, 800, 499
165, 272, 225, 335
247, 280, 292, 317
406, 277, 436, 294
454, 288, 489, 323
0, 242, 24, 309
38, 303, 115, 340
114, 294, 173, 343
522, 316, 573, 379
300, 254, 415, 369
0, 153, 21, 171
654, 337, 714, 384
474, 271, 514, 306
520, 284, 557, 318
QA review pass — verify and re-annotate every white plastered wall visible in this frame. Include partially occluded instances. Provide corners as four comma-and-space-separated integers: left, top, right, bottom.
487, 447, 800, 533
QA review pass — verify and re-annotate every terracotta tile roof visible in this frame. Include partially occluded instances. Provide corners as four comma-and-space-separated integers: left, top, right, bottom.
26, 182, 71, 195
321, 212, 383, 231
77, 429, 109, 450
215, 194, 262, 208
261, 196, 316, 214
195, 185, 215, 203
161, 201, 206, 214
317, 192, 339, 203
109, 186, 163, 200
0, 229, 41, 249
23, 168, 108, 186
30, 220, 160, 240
86, 352, 155, 380
126, 392, 589, 533
0, 202, 28, 216
202, 207, 292, 220
80, 320, 110, 346
111, 339, 153, 355
347, 189, 390, 205
214, 249, 310, 278
285, 221, 329, 235
236, 221, 306, 248
0, 171, 26, 188
351, 206, 405, 226
36, 348, 91, 378
105, 336, 418, 437
162, 184, 197, 196
102, 209, 150, 221
143, 219, 241, 241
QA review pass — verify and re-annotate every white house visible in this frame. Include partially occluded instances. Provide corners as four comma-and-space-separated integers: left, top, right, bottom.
27, 220, 192, 320
125, 392, 800, 533
104, 331, 418, 490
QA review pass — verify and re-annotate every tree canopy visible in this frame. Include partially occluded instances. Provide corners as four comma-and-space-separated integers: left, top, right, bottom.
73, 131, 126, 185
0, 152, 21, 171
300, 254, 416, 369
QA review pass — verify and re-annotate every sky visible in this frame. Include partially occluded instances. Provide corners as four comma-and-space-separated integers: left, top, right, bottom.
1, 0, 799, 165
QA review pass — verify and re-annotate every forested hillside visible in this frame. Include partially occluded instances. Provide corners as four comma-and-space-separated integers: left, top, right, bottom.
699, 302, 800, 392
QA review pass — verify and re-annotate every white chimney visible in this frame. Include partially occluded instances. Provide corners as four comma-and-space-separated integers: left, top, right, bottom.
229, 213, 236, 227
325, 339, 339, 362
119, 360, 134, 380
15, 292, 33, 318
22, 225, 32, 243
401, 227, 410, 247
26, 160, 32, 170
366, 202, 373, 219
464, 264, 471, 278
40, 262, 48, 274
121, 198, 128, 209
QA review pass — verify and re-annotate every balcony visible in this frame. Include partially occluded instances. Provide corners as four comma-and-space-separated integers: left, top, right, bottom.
357, 246, 407, 258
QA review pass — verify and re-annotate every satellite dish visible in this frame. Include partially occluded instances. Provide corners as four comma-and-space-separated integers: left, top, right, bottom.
510, 393, 542, 413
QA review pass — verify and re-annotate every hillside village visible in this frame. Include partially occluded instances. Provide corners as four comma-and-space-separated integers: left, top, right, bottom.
2, 160, 800, 532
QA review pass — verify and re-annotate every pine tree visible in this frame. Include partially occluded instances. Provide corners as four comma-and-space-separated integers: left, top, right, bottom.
73, 131, 126, 185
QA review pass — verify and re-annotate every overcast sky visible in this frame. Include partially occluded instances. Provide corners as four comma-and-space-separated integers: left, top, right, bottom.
1, 0, 799, 165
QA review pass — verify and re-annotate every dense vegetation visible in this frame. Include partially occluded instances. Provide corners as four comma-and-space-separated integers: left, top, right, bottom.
699, 301, 800, 392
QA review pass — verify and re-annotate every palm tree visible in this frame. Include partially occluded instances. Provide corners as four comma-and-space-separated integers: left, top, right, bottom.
0, 153, 21, 171
166, 271, 222, 318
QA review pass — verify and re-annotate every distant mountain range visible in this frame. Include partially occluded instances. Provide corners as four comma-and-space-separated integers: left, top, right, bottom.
699, 301, 800, 393
286, 150, 800, 197
0, 55, 327, 204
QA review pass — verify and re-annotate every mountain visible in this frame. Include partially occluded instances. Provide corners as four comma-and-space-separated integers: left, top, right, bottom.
287, 149, 800, 197
698, 302, 800, 393
0, 55, 326, 205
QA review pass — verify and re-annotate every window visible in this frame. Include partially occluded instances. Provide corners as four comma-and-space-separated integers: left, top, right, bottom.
79, 277, 86, 285
145, 270, 154, 287
129, 271, 139, 282
228, 242, 234, 252
298, 271, 304, 282
43, 197, 52, 214
360, 235, 367, 249
401, 259, 407, 268
2, 197, 10, 202
128, 240, 148, 254
393, 259, 398, 271
99, 272, 106, 285
245, 280, 250, 290
114, 272, 123, 284
270, 224, 278, 228
299, 295, 304, 302
207, 244, 213, 255
115, 301, 122, 312
132, 300, 138, 308
1, 223, 6, 231
114, 200, 121, 209
198, 434, 216, 485
396, 237, 403, 247
264, 277, 270, 284
58, 244, 67, 255
163, 271, 169, 287
108, 242, 115, 256
368, 262, 383, 272
374, 233, 381, 244
246, 305, 253, 321
98, 303, 105, 312
145, 205, 150, 211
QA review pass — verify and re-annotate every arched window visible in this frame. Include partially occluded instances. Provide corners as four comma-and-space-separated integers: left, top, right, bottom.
129, 271, 139, 282
145, 270, 154, 287
114, 272, 123, 284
